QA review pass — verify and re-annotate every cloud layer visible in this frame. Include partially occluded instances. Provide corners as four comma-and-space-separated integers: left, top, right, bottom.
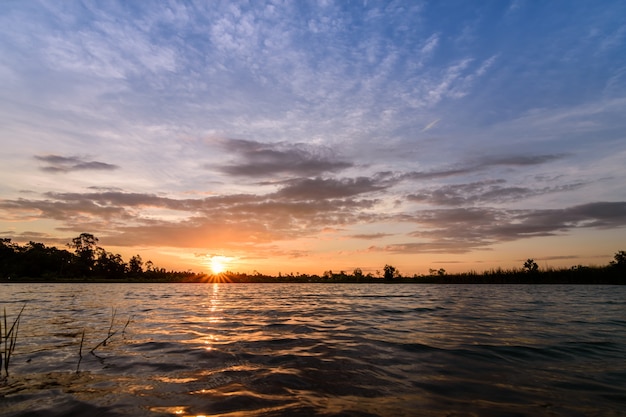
1, 1, 625, 273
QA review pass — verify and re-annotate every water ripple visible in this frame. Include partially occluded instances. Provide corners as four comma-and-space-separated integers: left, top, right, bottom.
1, 283, 625, 416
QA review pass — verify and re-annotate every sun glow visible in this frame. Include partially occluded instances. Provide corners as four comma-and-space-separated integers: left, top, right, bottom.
210, 257, 226, 274
211, 258, 226, 275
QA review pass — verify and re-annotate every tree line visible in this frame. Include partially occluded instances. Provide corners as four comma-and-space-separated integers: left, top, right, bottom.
0, 233, 201, 281
0, 233, 624, 284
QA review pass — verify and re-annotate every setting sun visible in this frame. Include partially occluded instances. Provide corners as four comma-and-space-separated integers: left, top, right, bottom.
209, 256, 227, 275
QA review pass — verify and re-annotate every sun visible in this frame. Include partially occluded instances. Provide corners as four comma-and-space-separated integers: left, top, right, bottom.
209, 257, 227, 275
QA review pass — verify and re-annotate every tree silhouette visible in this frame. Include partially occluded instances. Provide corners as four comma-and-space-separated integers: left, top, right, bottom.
69, 233, 99, 276
94, 248, 127, 277
523, 259, 539, 273
610, 251, 626, 270
128, 254, 144, 276
383, 264, 397, 280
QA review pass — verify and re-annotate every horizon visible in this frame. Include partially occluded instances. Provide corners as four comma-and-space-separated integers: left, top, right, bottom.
1, 1, 626, 276
1, 234, 623, 278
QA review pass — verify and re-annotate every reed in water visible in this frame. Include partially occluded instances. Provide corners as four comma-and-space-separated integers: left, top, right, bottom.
1, 305, 25, 379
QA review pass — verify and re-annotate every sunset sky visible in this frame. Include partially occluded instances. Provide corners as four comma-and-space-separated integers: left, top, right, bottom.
1, 0, 625, 276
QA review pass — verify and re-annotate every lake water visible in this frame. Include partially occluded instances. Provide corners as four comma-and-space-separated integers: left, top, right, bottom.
1, 283, 625, 417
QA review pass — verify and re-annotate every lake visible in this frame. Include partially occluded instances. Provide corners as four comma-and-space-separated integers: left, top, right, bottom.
1, 283, 625, 416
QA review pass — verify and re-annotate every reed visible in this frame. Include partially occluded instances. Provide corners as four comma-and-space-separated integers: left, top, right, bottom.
121, 315, 133, 338
76, 329, 85, 373
76, 308, 132, 368
90, 308, 118, 354
1, 304, 26, 379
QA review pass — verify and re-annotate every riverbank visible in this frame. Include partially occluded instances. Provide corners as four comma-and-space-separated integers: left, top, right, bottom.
1, 266, 623, 285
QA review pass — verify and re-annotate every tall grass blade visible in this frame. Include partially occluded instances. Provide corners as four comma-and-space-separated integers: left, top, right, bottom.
2, 305, 25, 378
76, 329, 85, 373
90, 308, 118, 354
1, 309, 4, 376
121, 315, 133, 338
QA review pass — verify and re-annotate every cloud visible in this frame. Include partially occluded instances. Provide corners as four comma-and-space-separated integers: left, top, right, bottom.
407, 179, 587, 206
213, 138, 353, 177
35, 155, 119, 173
475, 154, 567, 167
349, 233, 394, 240
374, 201, 626, 254
421, 118, 440, 132
4, 173, 625, 260
273, 177, 386, 200
0, 188, 380, 249
400, 153, 568, 182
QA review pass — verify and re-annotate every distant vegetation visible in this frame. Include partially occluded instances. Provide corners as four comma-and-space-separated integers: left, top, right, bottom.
0, 233, 200, 282
0, 233, 624, 284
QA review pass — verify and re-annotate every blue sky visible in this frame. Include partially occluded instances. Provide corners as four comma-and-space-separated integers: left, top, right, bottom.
1, 0, 625, 275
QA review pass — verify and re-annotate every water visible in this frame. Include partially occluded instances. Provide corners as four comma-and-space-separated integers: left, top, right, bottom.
1, 283, 625, 417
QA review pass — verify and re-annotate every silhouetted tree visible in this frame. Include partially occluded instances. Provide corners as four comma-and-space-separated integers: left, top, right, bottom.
21, 241, 53, 277
94, 247, 127, 277
523, 259, 539, 273
610, 251, 626, 270
0, 238, 19, 278
383, 264, 396, 280
69, 233, 99, 276
427, 267, 446, 278
128, 254, 143, 276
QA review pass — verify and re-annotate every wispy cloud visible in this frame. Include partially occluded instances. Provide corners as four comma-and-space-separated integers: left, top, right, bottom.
35, 155, 119, 173
274, 177, 386, 200
369, 201, 626, 254
213, 138, 352, 177
421, 118, 440, 132
398, 153, 568, 182
349, 233, 395, 240
407, 179, 587, 206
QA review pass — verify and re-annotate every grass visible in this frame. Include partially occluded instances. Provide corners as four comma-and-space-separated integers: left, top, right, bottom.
0, 304, 132, 377
76, 308, 133, 373
1, 305, 25, 380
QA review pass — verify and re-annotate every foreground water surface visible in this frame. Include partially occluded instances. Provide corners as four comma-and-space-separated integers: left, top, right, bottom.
1, 283, 624, 416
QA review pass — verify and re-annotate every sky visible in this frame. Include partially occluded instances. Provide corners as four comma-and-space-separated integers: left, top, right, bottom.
1, 0, 626, 276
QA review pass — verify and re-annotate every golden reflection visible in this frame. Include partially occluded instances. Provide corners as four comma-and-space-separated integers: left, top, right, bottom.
149, 406, 187, 415
199, 283, 222, 354
148, 406, 208, 417
200, 273, 233, 283
155, 376, 198, 384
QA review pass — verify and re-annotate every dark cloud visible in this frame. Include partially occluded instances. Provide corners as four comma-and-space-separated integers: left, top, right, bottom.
213, 138, 352, 177
3, 151, 623, 255
0, 189, 380, 248
476, 154, 568, 166
529, 201, 626, 229
35, 154, 119, 173
6, 187, 625, 254
273, 177, 386, 200
400, 153, 568, 183
0, 231, 69, 247
374, 202, 626, 254
400, 167, 476, 181
44, 192, 194, 210
407, 179, 586, 206
349, 233, 394, 240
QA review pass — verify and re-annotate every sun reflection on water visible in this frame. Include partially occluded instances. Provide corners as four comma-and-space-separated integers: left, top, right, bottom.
149, 406, 208, 417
